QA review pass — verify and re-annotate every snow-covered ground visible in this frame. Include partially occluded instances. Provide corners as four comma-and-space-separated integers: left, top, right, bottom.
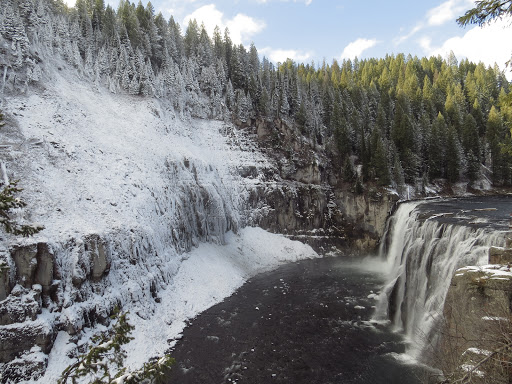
35, 227, 317, 383
0, 70, 319, 382
4, 70, 269, 240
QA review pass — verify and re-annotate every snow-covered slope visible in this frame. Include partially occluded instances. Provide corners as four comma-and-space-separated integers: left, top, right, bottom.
0, 70, 318, 382
6, 70, 262, 240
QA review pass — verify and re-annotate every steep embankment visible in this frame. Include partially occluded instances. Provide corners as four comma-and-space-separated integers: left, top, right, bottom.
0, 61, 398, 381
0, 70, 323, 382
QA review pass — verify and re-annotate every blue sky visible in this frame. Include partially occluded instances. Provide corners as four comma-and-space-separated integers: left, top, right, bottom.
68, 0, 512, 76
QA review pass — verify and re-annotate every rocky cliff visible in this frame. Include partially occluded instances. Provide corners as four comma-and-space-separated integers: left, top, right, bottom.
241, 117, 398, 253
441, 239, 512, 383
0, 67, 398, 382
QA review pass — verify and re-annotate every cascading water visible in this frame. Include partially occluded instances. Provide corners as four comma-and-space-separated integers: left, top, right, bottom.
374, 199, 508, 362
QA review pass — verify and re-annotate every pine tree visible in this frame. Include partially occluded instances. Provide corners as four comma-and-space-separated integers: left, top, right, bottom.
229, 45, 244, 90
457, 0, 512, 27
102, 5, 117, 42
471, 98, 486, 136
446, 125, 460, 182
58, 310, 175, 384
462, 114, 480, 181
391, 92, 415, 158
235, 90, 248, 123
428, 112, 446, 180
374, 137, 391, 186
118, 0, 140, 48
342, 156, 355, 182
369, 128, 390, 185
258, 87, 270, 118
486, 106, 505, 183
212, 26, 224, 60
391, 152, 405, 192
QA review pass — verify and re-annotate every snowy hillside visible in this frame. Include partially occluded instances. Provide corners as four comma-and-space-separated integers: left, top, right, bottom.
5, 70, 259, 240
0, 69, 318, 382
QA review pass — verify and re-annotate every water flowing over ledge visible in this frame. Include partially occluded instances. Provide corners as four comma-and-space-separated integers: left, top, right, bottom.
374, 199, 508, 362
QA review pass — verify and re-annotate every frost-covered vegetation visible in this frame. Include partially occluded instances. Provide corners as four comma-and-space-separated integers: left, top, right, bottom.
1, 0, 511, 190
0, 0, 511, 382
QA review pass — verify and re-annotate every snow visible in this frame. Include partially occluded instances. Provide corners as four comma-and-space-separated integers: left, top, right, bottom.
455, 264, 512, 279
5, 71, 269, 240
460, 364, 485, 377
1, 70, 319, 382
35, 227, 317, 383
123, 226, 317, 370
482, 316, 509, 321
464, 348, 492, 357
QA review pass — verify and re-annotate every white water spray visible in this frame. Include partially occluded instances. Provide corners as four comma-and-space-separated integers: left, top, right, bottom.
374, 200, 506, 361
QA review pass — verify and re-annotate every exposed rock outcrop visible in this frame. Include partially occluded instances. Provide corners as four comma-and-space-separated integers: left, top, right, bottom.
243, 118, 398, 253
10, 244, 38, 289
0, 319, 55, 365
35, 243, 54, 295
337, 188, 398, 250
489, 246, 512, 264
441, 247, 512, 383
0, 285, 40, 325
8, 243, 56, 294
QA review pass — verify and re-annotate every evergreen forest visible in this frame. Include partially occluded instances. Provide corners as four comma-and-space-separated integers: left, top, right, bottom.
1, 0, 511, 190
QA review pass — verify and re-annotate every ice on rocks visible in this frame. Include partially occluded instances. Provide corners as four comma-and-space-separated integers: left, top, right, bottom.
0, 71, 318, 382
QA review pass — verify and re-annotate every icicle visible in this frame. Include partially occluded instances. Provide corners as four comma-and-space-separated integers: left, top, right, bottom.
1, 162, 9, 185
1, 66, 7, 96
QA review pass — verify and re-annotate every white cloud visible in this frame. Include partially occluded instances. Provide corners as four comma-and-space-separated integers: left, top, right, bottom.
340, 38, 378, 60
259, 47, 312, 63
395, 0, 473, 45
160, 0, 201, 20
228, 14, 266, 45
420, 16, 512, 79
418, 36, 433, 52
426, 0, 473, 26
183, 4, 224, 34
183, 4, 265, 45
394, 23, 424, 45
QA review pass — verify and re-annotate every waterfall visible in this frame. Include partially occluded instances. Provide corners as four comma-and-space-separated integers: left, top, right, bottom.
374, 200, 507, 362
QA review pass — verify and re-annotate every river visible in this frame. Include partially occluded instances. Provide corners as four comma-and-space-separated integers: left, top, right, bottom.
164, 196, 511, 383
164, 257, 434, 383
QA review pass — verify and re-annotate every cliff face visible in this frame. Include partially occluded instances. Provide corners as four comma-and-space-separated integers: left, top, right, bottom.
441, 244, 512, 383
242, 117, 398, 253
0, 69, 397, 381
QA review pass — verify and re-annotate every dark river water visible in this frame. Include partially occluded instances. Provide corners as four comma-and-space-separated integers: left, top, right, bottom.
164, 257, 435, 384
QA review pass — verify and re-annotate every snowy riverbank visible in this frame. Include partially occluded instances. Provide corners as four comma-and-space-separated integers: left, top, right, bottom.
33, 227, 318, 383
